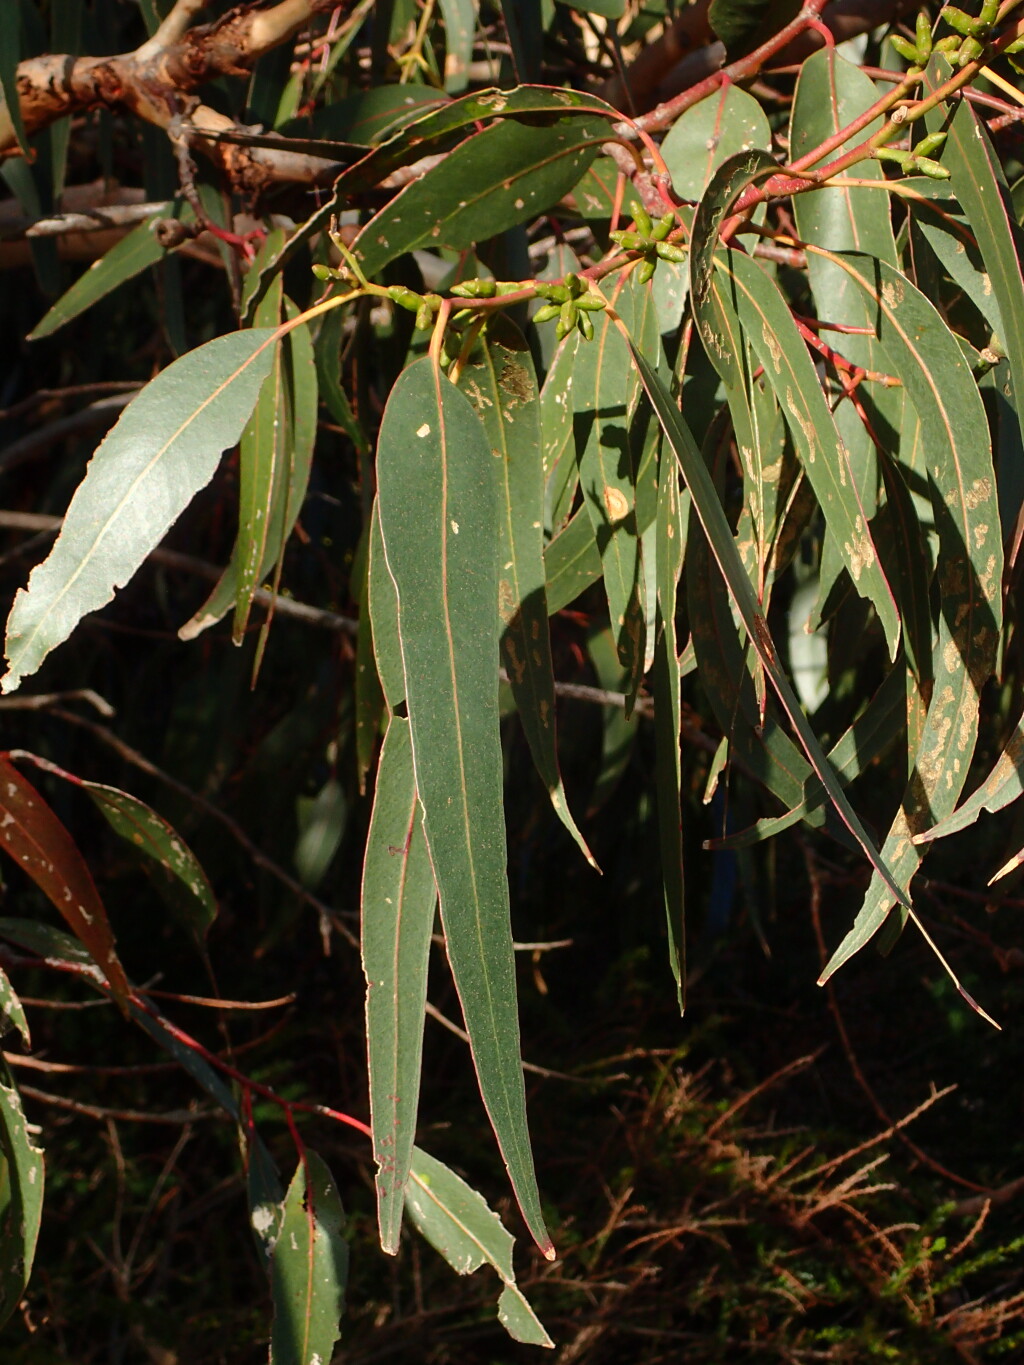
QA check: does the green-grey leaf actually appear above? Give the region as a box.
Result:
[2,329,277,693]
[368,499,406,712]
[0,966,28,1048]
[790,47,899,628]
[0,1058,43,1329]
[716,248,900,659]
[819,254,1002,981]
[361,716,436,1253]
[375,358,550,1256]
[573,271,658,694]
[456,317,595,867]
[406,1146,553,1347]
[662,82,771,206]
[916,714,1024,844]
[28,206,192,341]
[924,61,1024,456]
[653,454,687,1009]
[354,115,608,279]
[625,337,909,908]
[180,299,317,644]
[242,88,618,322]
[269,1152,348,1365]
[85,782,217,948]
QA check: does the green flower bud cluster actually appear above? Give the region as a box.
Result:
[312,261,354,284]
[889,10,936,67]
[388,286,444,331]
[609,206,685,285]
[874,129,949,179]
[939,0,1002,65]
[532,273,606,342]
[448,278,528,299]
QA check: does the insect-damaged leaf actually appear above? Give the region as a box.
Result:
[0,755,129,1000]
[375,357,551,1258]
[361,716,436,1254]
[817,255,1001,986]
[690,152,895,663]
[456,316,595,867]
[353,114,608,279]
[269,1151,348,1365]
[0,751,216,951]
[623,339,909,910]
[405,1146,553,1347]
[0,1056,43,1330]
[2,329,277,692]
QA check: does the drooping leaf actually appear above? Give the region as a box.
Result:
[916,714,1024,845]
[0,1057,44,1330]
[818,254,1002,983]
[714,247,901,659]
[709,666,908,849]
[573,270,659,697]
[314,303,371,456]
[246,1128,285,1264]
[789,47,901,629]
[653,453,688,1010]
[405,1146,553,1347]
[354,534,385,794]
[0,750,217,951]
[27,205,193,340]
[128,1000,243,1118]
[623,338,909,908]
[0,755,129,999]
[2,329,277,692]
[353,114,609,280]
[368,499,406,712]
[375,357,551,1257]
[586,625,639,815]
[362,716,436,1254]
[540,330,580,532]
[269,1151,349,1365]
[456,315,595,866]
[179,301,317,645]
[924,61,1024,455]
[87,783,217,947]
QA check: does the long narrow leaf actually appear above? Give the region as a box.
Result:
[375,357,551,1257]
[3,329,277,692]
[0,1057,44,1329]
[817,254,1001,985]
[362,716,436,1254]
[0,755,129,998]
[456,316,595,866]
[269,1152,348,1365]
[621,337,909,908]
[405,1146,552,1347]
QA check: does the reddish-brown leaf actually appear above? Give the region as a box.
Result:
[0,756,128,999]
